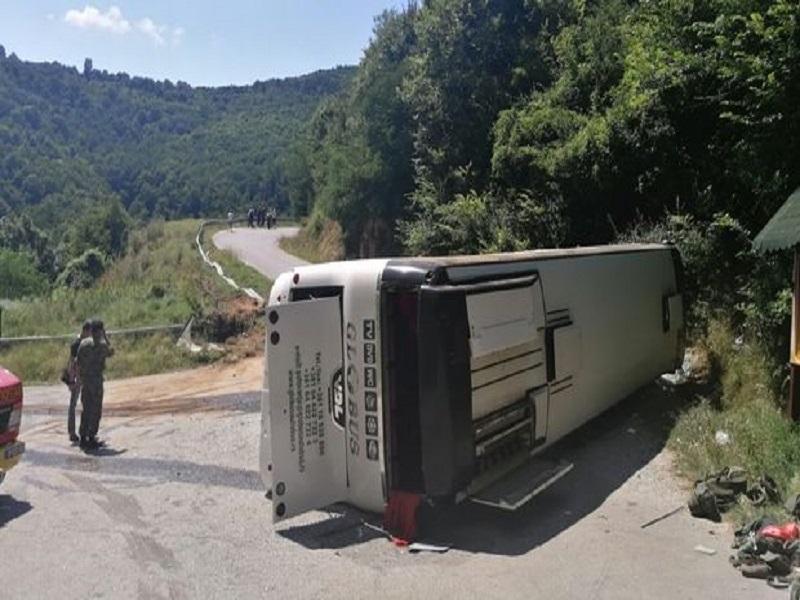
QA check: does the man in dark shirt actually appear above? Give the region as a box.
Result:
[76,319,114,449]
[67,321,91,444]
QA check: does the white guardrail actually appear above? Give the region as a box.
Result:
[195,220,264,303]
[0,323,186,346]
[0,219,267,346]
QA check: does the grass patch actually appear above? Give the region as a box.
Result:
[279,217,345,264]
[2,220,236,337]
[0,219,265,382]
[669,319,800,523]
[0,333,213,384]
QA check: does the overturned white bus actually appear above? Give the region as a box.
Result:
[260,244,684,522]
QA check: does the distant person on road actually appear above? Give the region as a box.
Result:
[227,211,235,230]
[247,207,255,228]
[76,319,114,450]
[64,320,91,444]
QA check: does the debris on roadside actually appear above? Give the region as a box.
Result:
[640,505,684,529]
[786,494,800,519]
[660,347,707,387]
[730,518,800,588]
[408,542,450,554]
[361,518,450,555]
[694,545,717,556]
[714,430,731,446]
[383,491,422,541]
[687,467,779,522]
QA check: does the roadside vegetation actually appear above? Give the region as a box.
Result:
[0,334,212,384]
[623,213,800,522]
[278,216,345,263]
[669,324,800,523]
[0,219,267,383]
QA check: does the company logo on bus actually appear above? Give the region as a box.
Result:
[330,368,346,430]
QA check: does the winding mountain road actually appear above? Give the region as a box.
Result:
[213,226,308,281]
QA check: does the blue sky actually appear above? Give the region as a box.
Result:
[0,1,402,86]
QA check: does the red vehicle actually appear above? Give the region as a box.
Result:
[0,367,25,484]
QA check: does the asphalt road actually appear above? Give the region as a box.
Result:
[213,226,308,282]
[1,380,769,599]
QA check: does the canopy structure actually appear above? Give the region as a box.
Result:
[754,188,800,253]
[754,188,800,421]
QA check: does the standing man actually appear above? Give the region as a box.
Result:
[76,319,114,450]
[66,320,91,444]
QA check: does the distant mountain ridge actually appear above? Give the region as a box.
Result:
[0,46,354,229]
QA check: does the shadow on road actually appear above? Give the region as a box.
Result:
[23,448,263,491]
[280,381,688,556]
[24,391,260,418]
[83,445,128,458]
[279,507,387,549]
[0,494,33,528]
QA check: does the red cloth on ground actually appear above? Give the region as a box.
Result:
[383,491,422,542]
[759,522,800,542]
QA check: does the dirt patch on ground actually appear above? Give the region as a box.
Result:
[196,295,264,343]
[98,355,263,410]
[113,356,260,399]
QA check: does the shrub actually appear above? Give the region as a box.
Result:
[0,249,48,298]
[64,199,132,261]
[55,248,106,290]
[670,319,800,522]
[280,215,345,263]
[400,185,568,256]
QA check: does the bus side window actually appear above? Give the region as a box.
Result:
[545,319,581,383]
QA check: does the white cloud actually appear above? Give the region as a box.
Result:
[171,27,185,46]
[64,5,130,34]
[46,13,56,21]
[136,17,166,46]
[63,5,184,47]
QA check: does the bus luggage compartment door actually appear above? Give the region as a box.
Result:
[266,296,348,522]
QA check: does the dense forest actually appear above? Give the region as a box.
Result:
[291,0,799,260]
[0,48,352,294]
[0,51,352,224]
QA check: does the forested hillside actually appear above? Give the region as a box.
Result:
[0,48,353,225]
[293,0,799,258]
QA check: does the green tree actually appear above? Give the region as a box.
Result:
[0,249,48,298]
[309,7,418,256]
[55,248,106,290]
[0,214,58,278]
[65,198,132,260]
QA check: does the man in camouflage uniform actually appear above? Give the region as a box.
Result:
[76,319,114,449]
[66,320,92,444]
